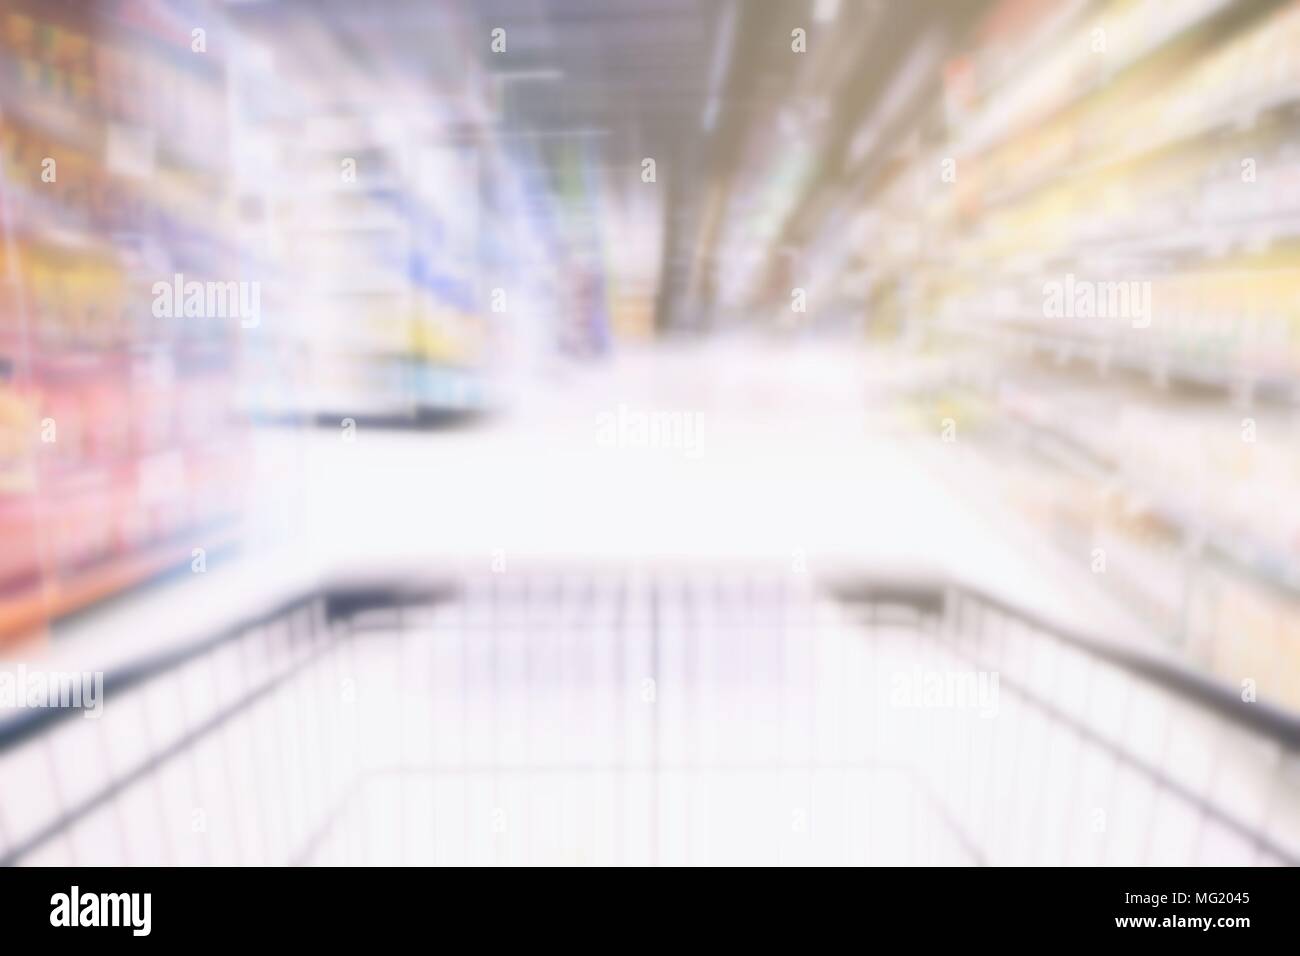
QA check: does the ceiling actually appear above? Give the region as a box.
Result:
[224,0,992,331]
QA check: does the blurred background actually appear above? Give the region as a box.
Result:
[1,0,1299,866]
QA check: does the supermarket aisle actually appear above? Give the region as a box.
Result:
[2,0,1300,872]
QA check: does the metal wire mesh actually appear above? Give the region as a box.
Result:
[2,571,1296,865]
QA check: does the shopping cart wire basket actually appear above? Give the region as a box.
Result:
[1,570,1296,866]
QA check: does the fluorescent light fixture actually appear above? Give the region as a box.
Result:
[492,68,564,82]
[814,0,841,23]
[701,0,738,131]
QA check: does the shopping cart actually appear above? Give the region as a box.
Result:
[1,569,1297,866]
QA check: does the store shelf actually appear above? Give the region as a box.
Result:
[0,0,249,641]
[828,0,1300,706]
[0,521,241,644]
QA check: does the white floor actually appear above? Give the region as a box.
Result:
[287,340,1151,640]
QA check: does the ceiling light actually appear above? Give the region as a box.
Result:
[814,0,841,24]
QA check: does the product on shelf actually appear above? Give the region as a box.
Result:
[0,1,246,644]
[856,0,1300,713]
